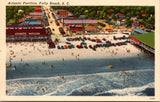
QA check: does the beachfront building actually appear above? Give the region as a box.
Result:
[21,21,42,25]
[63,19,98,26]
[29,12,42,15]
[117,18,126,26]
[63,19,98,34]
[129,32,154,54]
[79,15,86,19]
[35,7,42,12]
[69,26,84,34]
[25,14,42,18]
[84,25,98,33]
[132,28,148,34]
[116,12,126,19]
[6,25,49,41]
[6,6,50,42]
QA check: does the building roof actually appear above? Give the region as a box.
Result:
[133,28,148,34]
[132,22,140,26]
[29,21,42,25]
[6,25,43,28]
[116,12,123,15]
[107,14,112,16]
[130,32,154,48]
[19,18,25,22]
[6,28,47,36]
[59,12,68,15]
[35,7,42,10]
[56,9,67,12]
[29,12,42,15]
[25,15,42,18]
[70,27,83,31]
[64,19,97,24]
[25,17,38,21]
[142,14,146,16]
[85,25,97,30]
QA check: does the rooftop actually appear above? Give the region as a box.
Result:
[133,28,148,34]
[130,32,154,48]
[64,19,97,24]
[35,7,42,10]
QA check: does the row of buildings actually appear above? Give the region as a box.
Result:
[6,7,50,41]
[52,9,99,34]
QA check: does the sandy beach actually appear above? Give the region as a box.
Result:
[6,33,144,62]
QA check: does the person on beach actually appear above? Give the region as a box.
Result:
[25,63,29,66]
[35,66,39,69]
[51,64,54,68]
[21,58,22,62]
[20,70,23,73]
[42,61,45,64]
[62,58,64,61]
[14,65,16,70]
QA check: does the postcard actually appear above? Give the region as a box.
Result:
[0,0,160,101]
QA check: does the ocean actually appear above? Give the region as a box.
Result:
[6,54,154,96]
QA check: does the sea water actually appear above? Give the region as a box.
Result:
[6,54,154,96]
[6,55,154,79]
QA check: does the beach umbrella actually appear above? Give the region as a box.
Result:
[97,40,102,43]
[80,45,83,48]
[57,45,61,49]
[61,46,64,49]
[81,39,85,41]
[81,42,85,45]
[91,39,96,42]
[103,44,106,47]
[66,42,71,44]
[76,45,80,48]
[87,37,91,40]
[73,38,77,41]
[112,43,116,47]
[118,42,122,45]
[92,47,96,51]
[102,38,106,41]
[116,43,120,46]
[84,45,88,49]
[76,37,80,41]
[125,40,130,43]
[70,38,73,41]
[96,38,100,41]
[96,44,100,47]
[109,43,112,46]
[83,37,87,40]
[106,43,110,47]
[64,45,68,49]
[68,45,72,49]
[71,44,75,48]
[117,37,121,40]
[99,44,103,47]
[66,38,70,41]
[94,45,97,48]
[89,45,92,48]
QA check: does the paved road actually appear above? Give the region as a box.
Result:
[43,6,63,41]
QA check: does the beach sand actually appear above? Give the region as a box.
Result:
[6,33,144,62]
